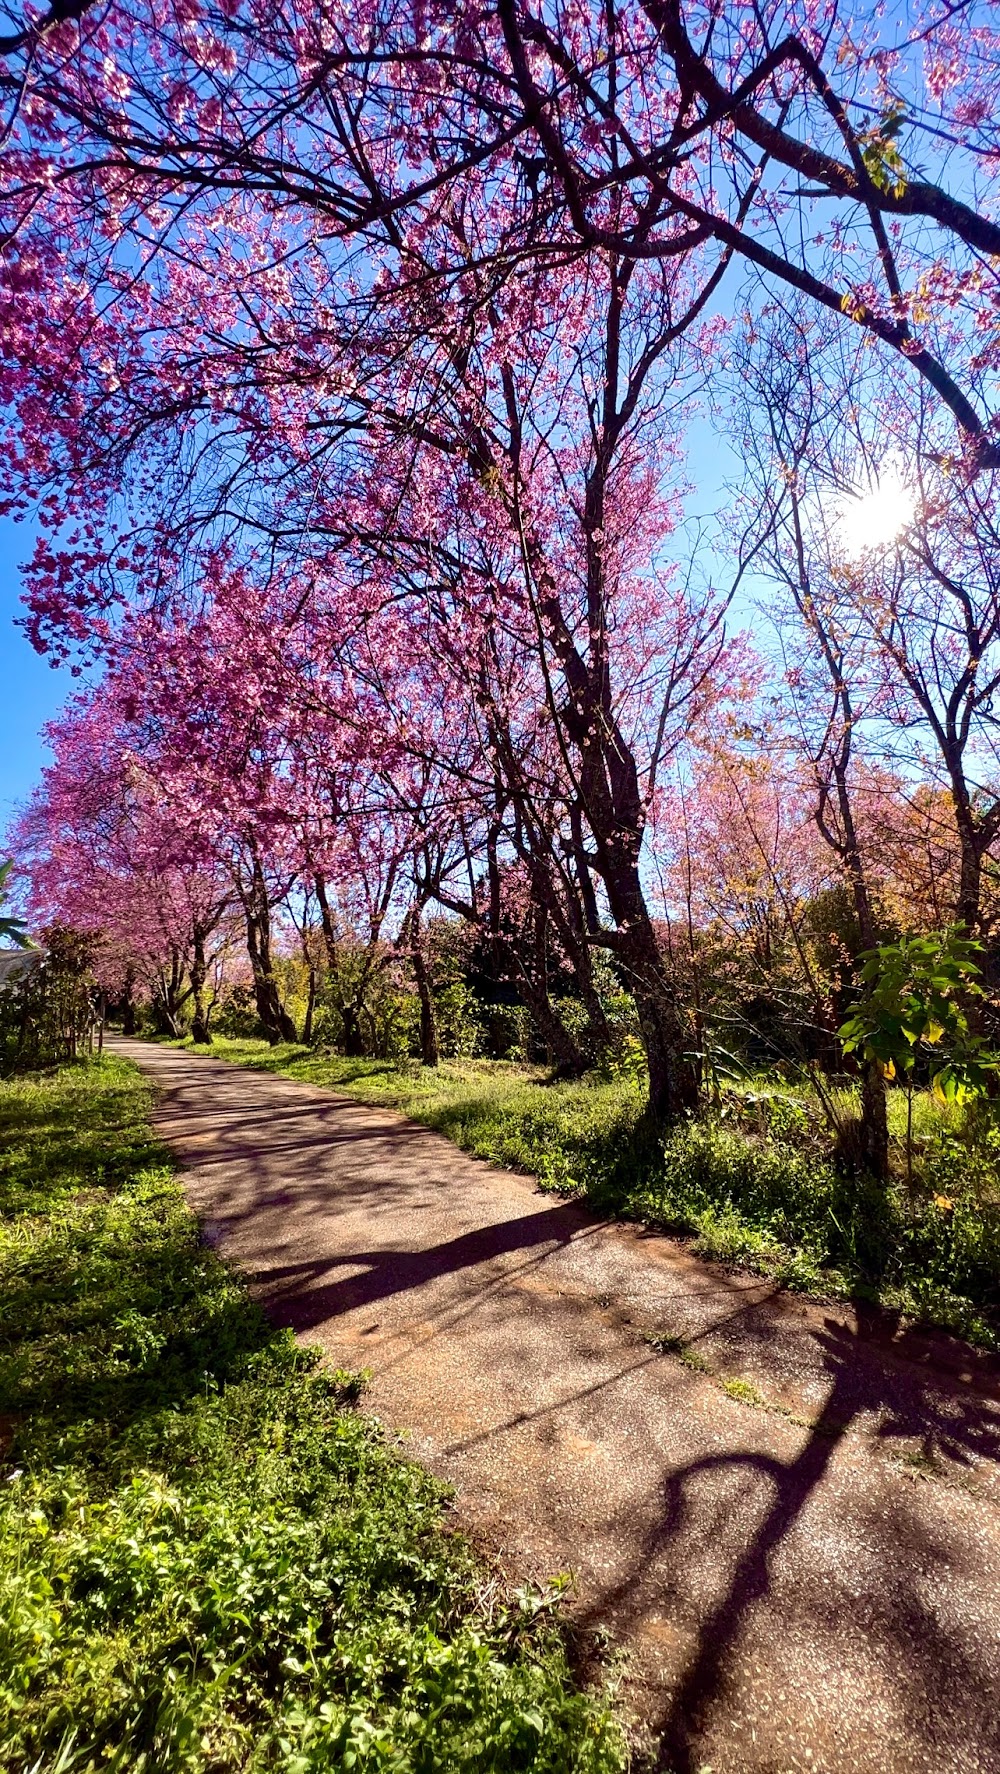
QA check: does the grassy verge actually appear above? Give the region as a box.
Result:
[168,1038,1000,1351]
[0,1056,624,1773]
[168,1043,653,1196]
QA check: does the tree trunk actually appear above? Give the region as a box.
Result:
[529,846,612,1062]
[120,974,137,1036]
[314,873,340,969]
[303,963,317,1046]
[598,847,697,1120]
[840,869,889,1180]
[315,872,355,1049]
[859,1059,889,1181]
[190,925,212,1045]
[517,903,588,1076]
[954,808,985,933]
[531,988,588,1075]
[341,1002,364,1057]
[579,973,613,1060]
[819,680,890,1181]
[837,874,890,1180]
[149,951,186,1037]
[243,870,297,1045]
[152,992,180,1038]
[410,910,439,1067]
[618,929,698,1121]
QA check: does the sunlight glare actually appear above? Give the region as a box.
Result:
[836,460,915,558]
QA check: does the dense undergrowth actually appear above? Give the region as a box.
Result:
[0,1056,624,1773]
[176,1038,1000,1350]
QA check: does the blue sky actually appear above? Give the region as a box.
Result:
[0,519,79,834]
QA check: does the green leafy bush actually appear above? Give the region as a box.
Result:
[211,983,266,1041]
[623,1117,876,1282]
[839,927,998,1104]
[0,927,97,1075]
[896,1119,1000,1305]
[624,1108,1000,1343]
[434,980,484,1059]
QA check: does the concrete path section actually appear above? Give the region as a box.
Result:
[113,1038,1000,1773]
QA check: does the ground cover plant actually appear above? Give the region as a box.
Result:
[0,1054,625,1773]
[173,1038,1000,1352]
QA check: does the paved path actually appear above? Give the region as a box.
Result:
[115,1038,1000,1773]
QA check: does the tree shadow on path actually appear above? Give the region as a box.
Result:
[248,1201,594,1330]
[576,1308,1000,1773]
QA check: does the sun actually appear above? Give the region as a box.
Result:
[836,459,915,558]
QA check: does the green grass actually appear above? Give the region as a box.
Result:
[0,1056,624,1773]
[170,1038,1000,1350]
[171,1041,655,1198]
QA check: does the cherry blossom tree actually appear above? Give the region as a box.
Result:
[2,0,999,459]
[10,692,236,1038]
[5,0,1000,1124]
[0,125,746,1111]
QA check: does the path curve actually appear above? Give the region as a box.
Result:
[115,1038,1000,1773]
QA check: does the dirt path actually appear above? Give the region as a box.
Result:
[114,1038,1000,1773]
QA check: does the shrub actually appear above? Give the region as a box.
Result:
[212,983,266,1040]
[435,979,484,1058]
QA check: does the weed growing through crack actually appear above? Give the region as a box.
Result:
[719,1376,767,1408]
[644,1332,713,1374]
